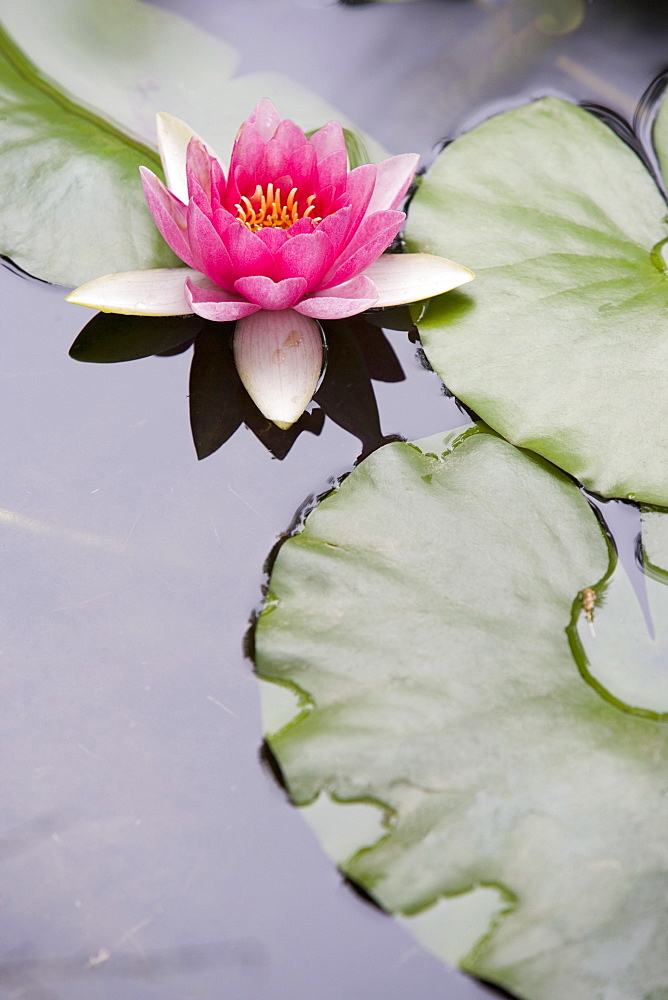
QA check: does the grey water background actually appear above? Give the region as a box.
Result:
[2,1,667,998]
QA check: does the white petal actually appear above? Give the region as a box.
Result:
[156,113,220,203]
[66,268,203,316]
[234,309,324,429]
[362,253,474,308]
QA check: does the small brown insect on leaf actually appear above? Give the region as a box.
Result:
[581,587,596,637]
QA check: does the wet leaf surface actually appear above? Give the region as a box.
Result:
[256,427,668,999]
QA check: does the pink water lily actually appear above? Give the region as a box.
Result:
[68,101,474,428]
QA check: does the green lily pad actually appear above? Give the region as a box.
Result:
[0,0,389,160]
[406,97,668,504]
[0,22,178,286]
[256,427,668,999]
[0,0,386,286]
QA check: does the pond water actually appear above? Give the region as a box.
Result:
[2,1,667,998]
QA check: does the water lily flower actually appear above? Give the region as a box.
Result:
[67,101,474,428]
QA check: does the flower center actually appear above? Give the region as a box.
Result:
[235,183,322,232]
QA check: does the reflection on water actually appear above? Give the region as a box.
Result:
[70,311,413,460]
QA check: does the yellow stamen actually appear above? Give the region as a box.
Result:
[235,183,322,232]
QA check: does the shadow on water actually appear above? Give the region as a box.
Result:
[69,310,411,462]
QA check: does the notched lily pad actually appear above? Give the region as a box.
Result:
[641,507,668,582]
[406,96,668,504]
[256,427,668,999]
[572,506,668,717]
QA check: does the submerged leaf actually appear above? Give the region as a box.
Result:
[256,427,668,998]
[406,97,668,504]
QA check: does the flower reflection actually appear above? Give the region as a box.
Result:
[67,101,473,428]
[69,310,411,461]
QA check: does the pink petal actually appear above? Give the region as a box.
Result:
[366,153,419,214]
[323,210,405,287]
[308,120,347,161]
[223,222,277,279]
[186,177,212,218]
[233,308,324,428]
[209,155,226,210]
[276,230,334,287]
[316,183,348,216]
[262,174,295,203]
[186,136,215,202]
[247,99,283,141]
[140,167,197,268]
[186,201,236,289]
[288,218,316,237]
[185,276,261,321]
[293,274,379,320]
[316,206,353,258]
[277,143,317,192]
[234,275,308,310]
[344,163,378,233]
[212,207,240,239]
[256,228,290,253]
[273,119,310,155]
[224,128,265,209]
[262,142,290,185]
[314,149,348,198]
